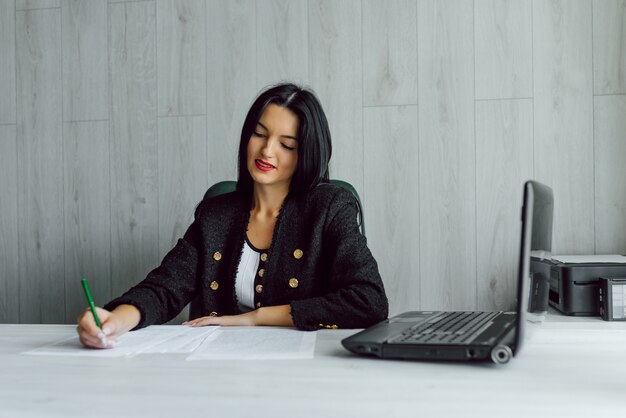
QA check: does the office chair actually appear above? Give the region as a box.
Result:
[188,179,365,320]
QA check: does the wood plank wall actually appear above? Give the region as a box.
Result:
[0,0,625,323]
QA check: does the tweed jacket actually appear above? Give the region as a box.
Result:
[104,183,389,331]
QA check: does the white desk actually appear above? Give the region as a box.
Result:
[1,314,625,418]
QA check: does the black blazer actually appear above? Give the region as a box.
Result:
[105,183,388,331]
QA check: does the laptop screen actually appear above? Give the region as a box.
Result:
[513,181,554,355]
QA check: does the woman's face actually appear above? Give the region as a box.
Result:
[247,103,299,191]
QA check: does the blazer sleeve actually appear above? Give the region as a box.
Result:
[289,191,389,330]
[103,202,205,329]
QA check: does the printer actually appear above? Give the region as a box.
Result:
[531,255,626,316]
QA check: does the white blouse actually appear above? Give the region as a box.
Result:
[235,238,267,311]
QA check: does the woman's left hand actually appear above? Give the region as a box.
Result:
[183,310,259,327]
[183,305,294,328]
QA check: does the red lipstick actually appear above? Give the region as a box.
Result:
[255,159,275,172]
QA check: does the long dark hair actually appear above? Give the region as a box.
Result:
[236,83,332,197]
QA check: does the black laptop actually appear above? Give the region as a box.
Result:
[342,181,554,364]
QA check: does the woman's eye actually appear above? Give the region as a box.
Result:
[282,144,296,151]
[253,131,266,138]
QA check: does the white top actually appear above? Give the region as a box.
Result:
[235,238,263,310]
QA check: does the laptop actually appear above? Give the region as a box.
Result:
[342,180,554,364]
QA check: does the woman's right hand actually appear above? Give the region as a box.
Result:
[76,305,139,349]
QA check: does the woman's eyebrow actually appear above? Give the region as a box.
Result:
[257,121,298,141]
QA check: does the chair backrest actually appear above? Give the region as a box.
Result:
[203,180,365,236]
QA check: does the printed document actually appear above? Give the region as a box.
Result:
[22,325,218,357]
[21,326,316,360]
[186,327,317,360]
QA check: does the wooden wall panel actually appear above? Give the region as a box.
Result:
[157,0,206,116]
[475,0,532,99]
[533,0,594,254]
[0,125,18,323]
[206,0,256,183]
[0,0,16,124]
[257,0,308,88]
[16,8,64,323]
[594,95,626,254]
[109,1,159,298]
[62,0,108,121]
[2,0,626,324]
[364,106,419,316]
[476,99,533,311]
[63,121,110,322]
[593,0,626,94]
[157,116,207,258]
[418,0,476,310]
[16,0,59,10]
[363,0,418,106]
[308,0,363,192]
[158,115,207,324]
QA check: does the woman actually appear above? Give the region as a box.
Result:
[77,83,388,348]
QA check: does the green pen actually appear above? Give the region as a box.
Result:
[81,278,102,329]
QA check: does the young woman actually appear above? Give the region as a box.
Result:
[77,83,388,348]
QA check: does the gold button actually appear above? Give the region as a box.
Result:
[260,253,268,262]
[330,325,338,329]
[293,249,303,259]
[258,268,265,278]
[255,284,263,293]
[289,277,299,288]
[209,311,218,317]
[213,251,222,261]
[256,302,262,308]
[210,281,219,291]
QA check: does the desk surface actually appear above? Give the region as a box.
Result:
[1,313,625,418]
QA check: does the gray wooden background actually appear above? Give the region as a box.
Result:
[1,0,625,324]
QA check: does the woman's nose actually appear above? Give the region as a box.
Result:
[261,137,276,156]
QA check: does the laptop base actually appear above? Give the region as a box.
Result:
[342,311,517,364]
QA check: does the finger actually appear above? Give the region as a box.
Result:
[76,309,88,323]
[79,334,117,349]
[100,322,113,337]
[77,318,119,346]
[79,335,100,349]
[79,334,103,348]
[185,316,220,327]
[77,323,105,343]
[78,326,119,349]
[76,308,93,325]
[77,328,99,346]
[184,319,201,326]
[99,314,123,339]
[77,327,107,348]
[78,309,104,339]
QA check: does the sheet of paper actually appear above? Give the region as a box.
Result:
[551,254,626,264]
[21,325,208,357]
[139,326,218,353]
[186,327,317,360]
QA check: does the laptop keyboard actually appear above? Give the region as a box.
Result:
[388,311,501,345]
